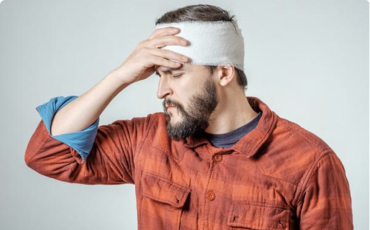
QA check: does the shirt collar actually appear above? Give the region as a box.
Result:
[184,96,277,158]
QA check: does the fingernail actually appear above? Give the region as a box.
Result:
[182,56,188,61]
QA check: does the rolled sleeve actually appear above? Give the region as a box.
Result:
[36,96,99,162]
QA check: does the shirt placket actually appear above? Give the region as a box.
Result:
[201,145,227,230]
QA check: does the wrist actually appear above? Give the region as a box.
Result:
[106,70,132,90]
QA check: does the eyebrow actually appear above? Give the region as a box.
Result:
[155,67,185,76]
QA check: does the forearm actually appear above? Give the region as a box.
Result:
[51,71,128,135]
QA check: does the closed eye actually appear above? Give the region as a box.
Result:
[172,74,183,78]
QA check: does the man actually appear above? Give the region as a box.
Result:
[25,4,353,230]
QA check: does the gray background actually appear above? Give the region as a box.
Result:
[0,0,368,229]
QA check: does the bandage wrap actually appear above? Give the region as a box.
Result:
[155,21,245,71]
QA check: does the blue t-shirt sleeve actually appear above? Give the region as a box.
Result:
[36,96,99,163]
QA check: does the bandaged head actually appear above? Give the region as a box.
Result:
[155,21,245,71]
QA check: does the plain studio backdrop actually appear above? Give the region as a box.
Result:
[0,0,368,229]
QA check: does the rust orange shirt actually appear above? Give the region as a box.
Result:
[25,97,353,230]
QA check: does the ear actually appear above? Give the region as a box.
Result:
[217,65,235,87]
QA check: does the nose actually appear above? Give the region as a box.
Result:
[157,75,172,99]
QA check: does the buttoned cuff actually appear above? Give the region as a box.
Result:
[36,96,99,163]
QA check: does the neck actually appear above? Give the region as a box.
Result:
[205,93,258,134]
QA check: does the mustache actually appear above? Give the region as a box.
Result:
[162,98,182,109]
[162,98,189,117]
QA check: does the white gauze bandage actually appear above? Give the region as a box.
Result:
[155,21,245,71]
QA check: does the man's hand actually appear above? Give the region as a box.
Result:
[51,27,189,136]
[111,27,189,85]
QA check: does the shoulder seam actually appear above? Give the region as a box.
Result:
[293,150,333,206]
[278,118,330,153]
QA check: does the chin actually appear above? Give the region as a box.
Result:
[169,117,183,127]
[166,111,182,123]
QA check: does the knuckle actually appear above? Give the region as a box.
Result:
[149,31,159,39]
[159,49,168,55]
[138,40,146,47]
[137,47,148,56]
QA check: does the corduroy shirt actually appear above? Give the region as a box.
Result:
[25,97,353,230]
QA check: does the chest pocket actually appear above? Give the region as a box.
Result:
[141,172,190,208]
[227,201,289,230]
[140,172,190,230]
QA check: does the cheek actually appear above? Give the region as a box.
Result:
[173,71,211,106]
[173,86,191,106]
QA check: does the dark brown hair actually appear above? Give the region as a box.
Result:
[156,4,248,89]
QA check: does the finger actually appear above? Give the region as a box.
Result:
[147,56,182,69]
[145,35,188,48]
[149,48,189,63]
[148,27,180,40]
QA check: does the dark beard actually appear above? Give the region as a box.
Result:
[162,79,218,141]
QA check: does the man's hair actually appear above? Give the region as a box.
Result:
[156,4,248,90]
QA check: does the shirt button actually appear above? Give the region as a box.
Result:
[206,190,216,201]
[214,154,223,162]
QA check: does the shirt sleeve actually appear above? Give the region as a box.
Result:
[296,151,353,229]
[35,96,99,162]
[25,107,156,184]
